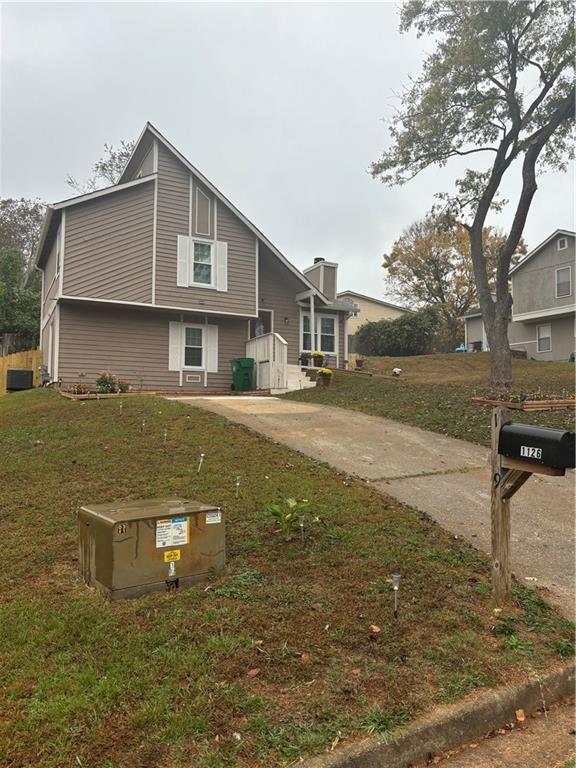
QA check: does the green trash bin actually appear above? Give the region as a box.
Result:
[231,358,255,391]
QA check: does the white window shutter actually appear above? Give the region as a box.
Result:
[177,236,190,287]
[168,322,182,371]
[215,241,228,292]
[205,325,218,372]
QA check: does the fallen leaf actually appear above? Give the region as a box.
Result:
[351,668,361,676]
[254,639,264,646]
[301,653,310,662]
[369,624,381,634]
[247,668,260,678]
[330,735,340,751]
[515,708,525,722]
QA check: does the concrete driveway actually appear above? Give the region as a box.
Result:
[167,396,575,619]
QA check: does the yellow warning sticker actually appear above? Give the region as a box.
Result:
[163,549,181,563]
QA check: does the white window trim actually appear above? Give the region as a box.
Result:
[190,238,215,289]
[300,311,339,359]
[182,323,205,370]
[558,237,568,251]
[555,265,572,299]
[195,188,212,237]
[536,323,552,353]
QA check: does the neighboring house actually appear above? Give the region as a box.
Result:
[462,229,575,360]
[35,123,352,392]
[336,290,409,353]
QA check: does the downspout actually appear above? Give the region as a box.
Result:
[204,314,208,388]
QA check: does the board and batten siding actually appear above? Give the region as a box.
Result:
[154,145,257,315]
[63,182,154,303]
[58,302,248,390]
[258,244,303,364]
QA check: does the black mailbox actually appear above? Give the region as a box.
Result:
[498,422,575,470]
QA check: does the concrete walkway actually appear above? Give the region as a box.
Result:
[167,396,575,619]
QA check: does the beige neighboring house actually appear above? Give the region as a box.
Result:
[35,122,353,393]
[336,290,409,353]
[462,229,575,361]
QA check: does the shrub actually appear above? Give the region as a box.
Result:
[355,306,440,357]
[96,372,118,394]
[266,497,310,542]
[117,379,130,393]
[67,383,91,395]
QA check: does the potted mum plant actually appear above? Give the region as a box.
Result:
[316,368,333,387]
[312,351,324,367]
[299,351,311,367]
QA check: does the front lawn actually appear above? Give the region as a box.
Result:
[286,354,575,446]
[0,390,573,767]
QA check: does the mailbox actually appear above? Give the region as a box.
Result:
[78,498,225,599]
[498,422,575,470]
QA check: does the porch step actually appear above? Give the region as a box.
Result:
[271,364,317,395]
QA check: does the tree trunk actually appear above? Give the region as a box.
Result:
[486,310,512,388]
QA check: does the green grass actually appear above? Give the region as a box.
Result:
[0,389,573,767]
[286,354,575,446]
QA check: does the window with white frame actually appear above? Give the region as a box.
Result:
[301,314,336,353]
[184,326,203,367]
[556,266,571,298]
[192,241,213,286]
[537,324,551,353]
[319,317,335,352]
[558,237,568,250]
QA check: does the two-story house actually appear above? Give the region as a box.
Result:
[462,229,575,360]
[35,123,352,392]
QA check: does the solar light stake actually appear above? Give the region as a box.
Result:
[197,453,205,474]
[163,427,168,445]
[141,419,146,433]
[299,515,305,543]
[235,475,241,498]
[119,401,123,415]
[392,573,401,619]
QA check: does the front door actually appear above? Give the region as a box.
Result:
[249,310,273,339]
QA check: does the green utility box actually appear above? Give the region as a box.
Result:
[231,357,255,391]
[78,498,225,599]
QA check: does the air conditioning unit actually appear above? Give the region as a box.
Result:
[78,498,225,599]
[6,369,34,391]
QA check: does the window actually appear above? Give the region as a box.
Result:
[537,324,551,353]
[558,237,568,250]
[303,315,312,350]
[556,266,571,298]
[320,317,335,352]
[301,314,336,354]
[184,326,203,367]
[192,242,213,286]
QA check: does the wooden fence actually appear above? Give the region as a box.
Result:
[0,348,42,396]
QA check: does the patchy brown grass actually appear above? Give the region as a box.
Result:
[0,389,572,767]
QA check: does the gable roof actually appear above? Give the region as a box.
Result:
[337,290,409,313]
[509,229,575,275]
[118,122,330,302]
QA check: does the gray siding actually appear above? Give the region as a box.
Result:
[63,182,154,303]
[323,267,337,301]
[58,302,249,390]
[258,244,303,364]
[512,235,575,316]
[43,229,60,317]
[154,145,257,315]
[465,317,484,349]
[510,315,575,361]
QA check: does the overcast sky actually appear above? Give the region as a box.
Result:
[1,2,574,299]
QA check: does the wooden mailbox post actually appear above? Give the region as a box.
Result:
[490,405,570,606]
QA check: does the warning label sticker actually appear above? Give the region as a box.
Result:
[206,511,222,525]
[164,549,181,563]
[156,516,189,548]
